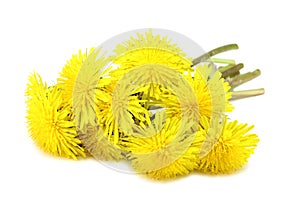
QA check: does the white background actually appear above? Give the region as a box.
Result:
[1,0,299,199]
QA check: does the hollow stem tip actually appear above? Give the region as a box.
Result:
[231,88,265,100]
[230,69,261,89]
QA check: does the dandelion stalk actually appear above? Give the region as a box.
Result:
[231,88,265,100]
[219,63,244,78]
[192,44,239,66]
[229,69,261,89]
[209,58,236,65]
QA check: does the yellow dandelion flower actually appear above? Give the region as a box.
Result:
[94,77,151,145]
[57,48,95,103]
[154,65,233,122]
[122,111,205,180]
[186,64,233,114]
[110,29,193,104]
[71,48,121,160]
[197,118,259,174]
[72,48,112,129]
[26,72,86,159]
[112,29,192,78]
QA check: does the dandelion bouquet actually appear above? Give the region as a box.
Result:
[25,29,263,180]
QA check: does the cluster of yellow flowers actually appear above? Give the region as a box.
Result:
[26,30,263,180]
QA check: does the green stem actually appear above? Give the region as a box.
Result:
[220,63,244,78]
[208,58,236,65]
[192,44,239,66]
[230,69,261,89]
[231,88,265,100]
